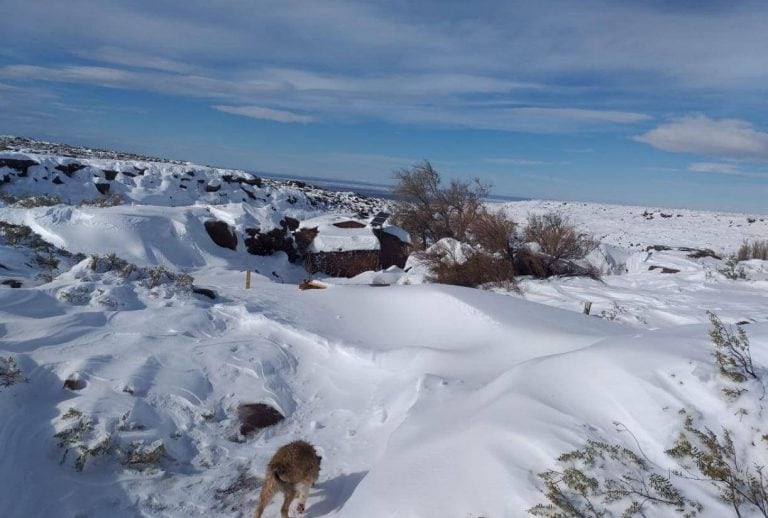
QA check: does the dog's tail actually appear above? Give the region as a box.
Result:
[272,462,290,483]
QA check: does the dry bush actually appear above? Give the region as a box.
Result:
[467,208,516,255]
[736,240,768,261]
[392,160,490,249]
[79,194,124,208]
[11,195,63,208]
[518,212,598,278]
[422,244,516,289]
[523,212,597,262]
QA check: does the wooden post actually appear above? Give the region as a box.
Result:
[245,270,252,289]
[583,301,592,315]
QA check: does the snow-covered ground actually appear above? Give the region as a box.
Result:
[2,141,768,517]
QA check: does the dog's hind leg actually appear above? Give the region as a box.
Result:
[280,487,296,518]
[254,476,277,518]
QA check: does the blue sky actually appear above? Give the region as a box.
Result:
[1,1,767,212]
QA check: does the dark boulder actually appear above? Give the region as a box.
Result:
[0,158,38,175]
[204,220,238,250]
[95,183,111,195]
[54,162,86,177]
[237,403,284,435]
[244,227,297,261]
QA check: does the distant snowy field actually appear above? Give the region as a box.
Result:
[1,142,768,517]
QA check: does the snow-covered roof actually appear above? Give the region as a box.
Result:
[299,215,380,253]
[380,224,411,244]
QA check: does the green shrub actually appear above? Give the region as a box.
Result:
[707,312,757,384]
[0,357,26,387]
[667,413,768,517]
[529,439,700,517]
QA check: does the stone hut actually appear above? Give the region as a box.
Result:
[297,215,411,278]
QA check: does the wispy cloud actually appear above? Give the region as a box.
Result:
[0,63,650,132]
[688,162,768,178]
[484,157,563,166]
[212,105,313,124]
[634,115,768,160]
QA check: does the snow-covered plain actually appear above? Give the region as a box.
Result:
[1,141,768,517]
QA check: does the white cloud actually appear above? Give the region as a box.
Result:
[634,115,768,160]
[212,105,313,124]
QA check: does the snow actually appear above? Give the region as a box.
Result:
[1,143,768,517]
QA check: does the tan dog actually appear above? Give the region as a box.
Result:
[254,440,321,518]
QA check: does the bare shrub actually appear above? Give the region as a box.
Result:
[79,194,124,208]
[720,256,748,280]
[0,221,32,245]
[523,212,597,263]
[736,240,768,261]
[467,208,516,255]
[11,195,62,208]
[392,161,490,249]
[517,212,598,278]
[422,242,516,289]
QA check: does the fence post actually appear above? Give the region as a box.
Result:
[245,270,252,289]
[583,301,592,315]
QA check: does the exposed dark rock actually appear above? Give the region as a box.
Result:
[54,162,85,176]
[95,183,111,195]
[205,183,221,192]
[0,158,38,175]
[121,170,136,177]
[237,403,284,435]
[244,227,297,261]
[240,176,262,187]
[102,170,119,181]
[52,176,64,185]
[63,374,86,391]
[185,171,195,176]
[222,174,235,183]
[192,287,217,299]
[240,186,256,200]
[204,220,238,250]
[646,244,672,252]
[686,248,721,260]
[1,279,22,288]
[281,216,300,231]
[648,265,680,274]
[333,220,366,229]
[133,166,147,175]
